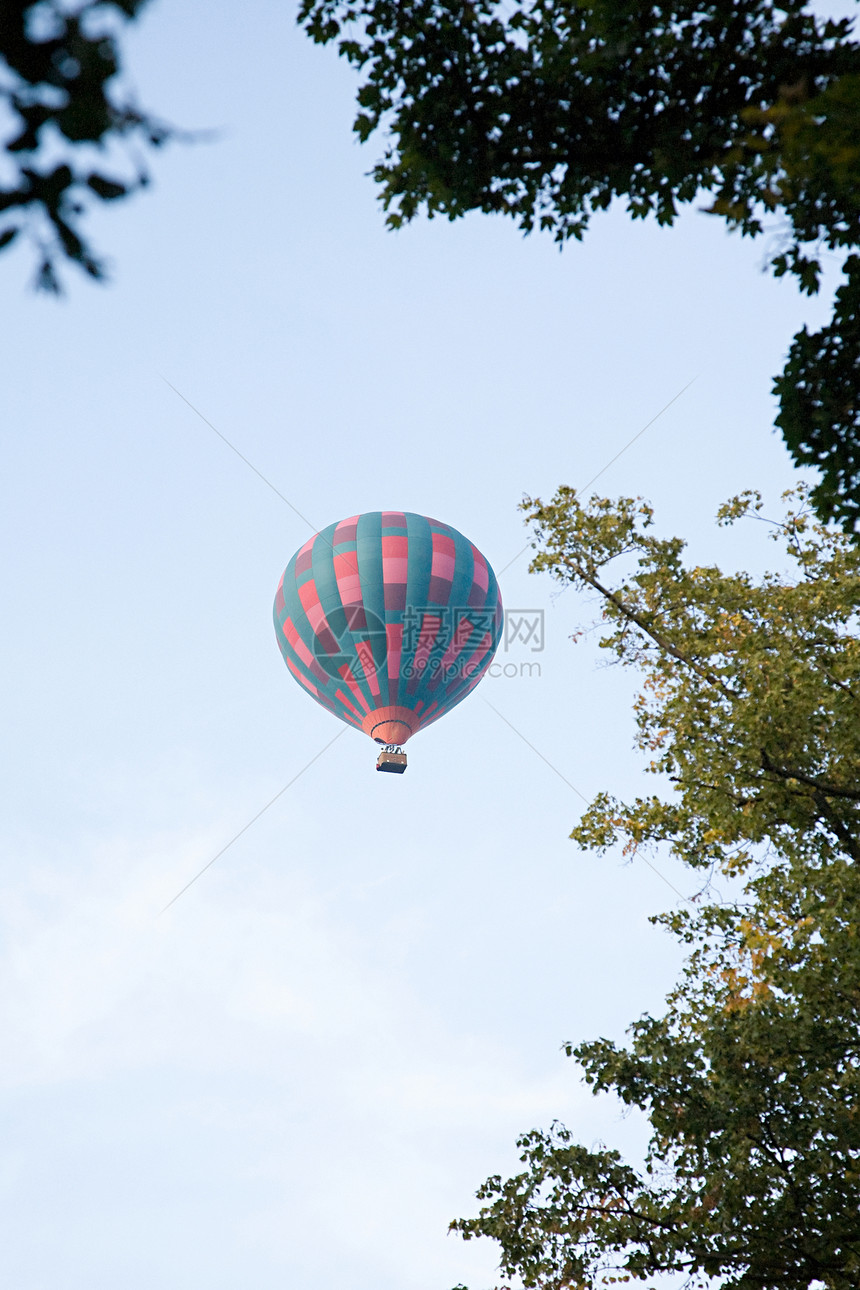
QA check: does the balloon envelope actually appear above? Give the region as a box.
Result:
[274,511,504,744]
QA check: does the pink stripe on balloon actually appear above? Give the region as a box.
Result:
[438,615,474,670]
[334,687,364,722]
[305,601,327,633]
[405,614,442,696]
[334,565,363,606]
[285,656,318,695]
[386,622,403,704]
[337,664,371,714]
[332,517,360,582]
[426,615,475,693]
[382,534,409,587]
[333,515,360,540]
[297,596,339,658]
[299,580,320,613]
[282,618,315,669]
[469,544,490,593]
[457,632,493,685]
[431,532,456,581]
[355,638,382,699]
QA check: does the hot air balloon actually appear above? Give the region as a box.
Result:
[274,511,504,772]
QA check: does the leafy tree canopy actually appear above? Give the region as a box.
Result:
[297,1,860,531]
[450,487,860,1289]
[0,0,171,289]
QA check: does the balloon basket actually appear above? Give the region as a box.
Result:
[376,745,407,774]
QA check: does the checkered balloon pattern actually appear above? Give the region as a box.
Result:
[274,512,504,745]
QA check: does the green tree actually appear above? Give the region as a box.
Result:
[297,0,860,531]
[0,0,170,290]
[449,487,860,1289]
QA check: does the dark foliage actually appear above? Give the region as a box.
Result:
[0,0,171,289]
[775,254,860,531]
[297,1,860,531]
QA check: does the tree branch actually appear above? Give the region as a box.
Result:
[573,564,735,700]
[760,751,860,803]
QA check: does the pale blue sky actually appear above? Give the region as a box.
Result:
[0,3,850,1287]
